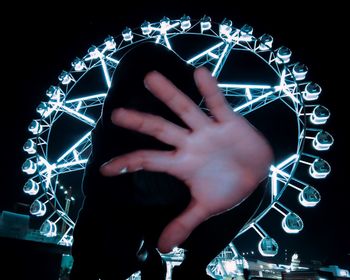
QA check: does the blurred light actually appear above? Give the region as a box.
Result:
[258,34,273,50]
[23,179,39,195]
[30,200,46,216]
[88,45,100,59]
[122,27,133,41]
[28,120,42,135]
[23,139,36,154]
[40,220,57,237]
[282,212,303,233]
[303,82,321,101]
[293,62,308,80]
[36,102,49,116]
[104,35,116,50]
[200,15,212,32]
[258,237,279,257]
[141,21,152,35]
[58,70,73,85]
[276,46,292,64]
[309,158,331,178]
[313,130,334,151]
[299,185,321,207]
[71,57,86,71]
[22,158,37,174]
[180,15,191,30]
[219,18,232,37]
[310,105,330,125]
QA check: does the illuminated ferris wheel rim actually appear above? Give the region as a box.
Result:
[21,15,333,261]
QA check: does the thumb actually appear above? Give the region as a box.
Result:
[157,200,208,253]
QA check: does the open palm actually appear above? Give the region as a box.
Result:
[100,67,273,253]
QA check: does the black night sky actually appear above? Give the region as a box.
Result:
[1,0,349,274]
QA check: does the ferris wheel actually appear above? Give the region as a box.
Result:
[21,15,333,278]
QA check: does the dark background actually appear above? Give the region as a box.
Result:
[1,0,348,273]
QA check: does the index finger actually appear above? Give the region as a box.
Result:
[144,71,210,130]
[194,67,235,122]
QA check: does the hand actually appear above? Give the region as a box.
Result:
[100,67,273,253]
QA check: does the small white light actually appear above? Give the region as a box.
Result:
[141,21,152,35]
[180,15,191,30]
[71,57,86,71]
[104,35,116,50]
[122,27,133,41]
[276,46,292,64]
[200,15,212,32]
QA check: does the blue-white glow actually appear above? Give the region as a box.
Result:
[187,42,225,64]
[122,27,133,41]
[276,46,292,64]
[23,139,36,154]
[258,34,273,51]
[87,45,100,60]
[298,186,321,207]
[65,93,107,103]
[57,131,91,163]
[58,70,74,85]
[23,179,39,195]
[292,63,308,81]
[239,24,253,41]
[310,105,330,125]
[22,159,37,175]
[312,130,334,151]
[100,59,112,88]
[309,158,331,179]
[104,35,116,50]
[200,15,212,32]
[277,70,300,104]
[303,82,321,101]
[30,200,46,217]
[71,57,86,71]
[258,237,279,257]
[40,220,57,237]
[180,15,191,30]
[141,21,152,35]
[36,102,49,116]
[282,212,303,234]
[46,85,64,100]
[61,105,96,125]
[22,16,331,257]
[218,83,271,89]
[212,44,230,77]
[28,120,42,135]
[219,19,233,37]
[233,90,274,113]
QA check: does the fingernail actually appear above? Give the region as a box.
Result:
[119,167,128,174]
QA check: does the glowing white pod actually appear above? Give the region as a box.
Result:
[30,200,46,217]
[303,82,322,101]
[258,237,279,257]
[23,179,39,195]
[310,105,330,125]
[23,139,36,154]
[258,34,273,50]
[141,21,152,35]
[200,15,212,32]
[71,57,87,71]
[309,158,331,179]
[22,159,37,175]
[298,186,321,207]
[312,130,334,151]
[180,15,191,30]
[293,62,308,80]
[276,46,292,64]
[122,27,133,41]
[282,212,304,234]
